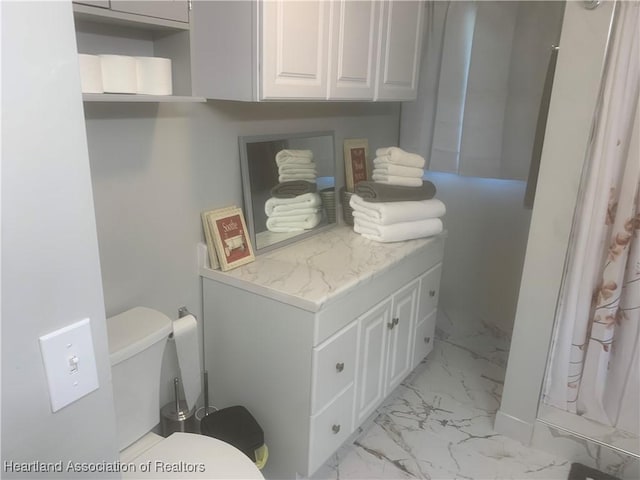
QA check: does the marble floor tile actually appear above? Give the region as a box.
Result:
[312,310,573,480]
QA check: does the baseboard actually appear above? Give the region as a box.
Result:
[494,409,535,445]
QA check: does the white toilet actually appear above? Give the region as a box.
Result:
[107,307,264,479]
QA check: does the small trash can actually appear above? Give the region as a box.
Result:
[200,405,268,469]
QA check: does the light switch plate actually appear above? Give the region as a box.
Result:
[39,318,99,412]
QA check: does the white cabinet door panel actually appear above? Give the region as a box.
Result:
[355,299,391,424]
[328,0,379,99]
[261,0,329,99]
[413,310,436,369]
[308,385,354,475]
[311,321,357,415]
[418,263,442,321]
[375,0,424,101]
[385,279,418,394]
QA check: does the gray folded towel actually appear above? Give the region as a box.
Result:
[271,180,317,199]
[355,180,436,202]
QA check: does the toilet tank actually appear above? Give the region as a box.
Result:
[106,307,173,451]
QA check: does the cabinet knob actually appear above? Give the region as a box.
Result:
[387,317,399,329]
[335,362,344,373]
[429,289,436,297]
[424,336,431,344]
[331,424,341,434]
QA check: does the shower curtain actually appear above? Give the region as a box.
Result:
[543,1,639,432]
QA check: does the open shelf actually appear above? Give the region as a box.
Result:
[73,4,189,32]
[82,93,206,103]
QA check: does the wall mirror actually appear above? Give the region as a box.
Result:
[239,131,336,254]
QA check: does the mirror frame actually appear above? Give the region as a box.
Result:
[238,130,337,255]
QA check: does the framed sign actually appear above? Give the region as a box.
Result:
[343,138,369,192]
[202,205,238,270]
[207,207,255,271]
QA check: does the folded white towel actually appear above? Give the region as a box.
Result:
[372,162,424,178]
[266,212,322,233]
[279,173,317,183]
[268,206,320,217]
[275,149,314,167]
[375,147,426,169]
[350,195,446,225]
[372,173,423,187]
[278,164,318,175]
[354,217,443,242]
[265,192,321,216]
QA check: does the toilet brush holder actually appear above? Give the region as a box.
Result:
[161,378,198,436]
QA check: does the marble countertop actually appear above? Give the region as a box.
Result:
[200,226,445,312]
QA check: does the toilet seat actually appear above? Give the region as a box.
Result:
[121,432,264,479]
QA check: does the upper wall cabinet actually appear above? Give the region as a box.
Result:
[190,0,425,102]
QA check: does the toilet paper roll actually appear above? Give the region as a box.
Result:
[135,56,173,95]
[99,54,137,94]
[173,315,201,412]
[78,54,103,93]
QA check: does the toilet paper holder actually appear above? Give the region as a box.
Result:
[168,306,194,339]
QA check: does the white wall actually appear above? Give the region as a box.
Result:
[402,2,535,334]
[1,1,120,474]
[495,0,615,444]
[424,172,532,334]
[83,100,401,407]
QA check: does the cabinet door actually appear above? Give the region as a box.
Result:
[355,299,391,424]
[418,264,442,322]
[328,0,379,100]
[413,310,436,369]
[375,0,424,101]
[110,1,189,23]
[311,321,357,415]
[261,0,330,99]
[385,279,419,394]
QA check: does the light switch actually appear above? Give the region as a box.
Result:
[39,318,99,412]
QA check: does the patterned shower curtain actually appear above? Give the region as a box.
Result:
[543,1,639,431]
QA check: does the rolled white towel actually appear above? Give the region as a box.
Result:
[279,173,317,183]
[265,192,321,216]
[275,149,314,167]
[350,194,446,225]
[372,173,423,187]
[372,161,424,178]
[375,147,426,169]
[354,217,443,243]
[266,212,322,233]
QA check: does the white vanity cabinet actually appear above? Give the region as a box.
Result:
[201,227,444,478]
[190,0,425,101]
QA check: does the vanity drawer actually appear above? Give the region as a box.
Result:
[413,309,437,367]
[311,321,357,414]
[418,263,442,320]
[308,385,354,475]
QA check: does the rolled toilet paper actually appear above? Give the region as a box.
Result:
[78,54,103,93]
[135,56,173,95]
[99,54,137,94]
[172,314,201,412]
